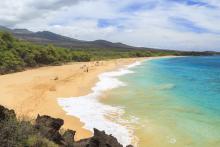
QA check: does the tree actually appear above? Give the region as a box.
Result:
[0,51,24,74]
[1,32,14,49]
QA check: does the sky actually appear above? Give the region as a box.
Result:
[0,0,220,51]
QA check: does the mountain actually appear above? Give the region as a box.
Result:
[13,29,33,34]
[0,26,140,50]
[1,26,219,54]
[0,26,11,32]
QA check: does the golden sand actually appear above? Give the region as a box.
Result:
[0,58,145,140]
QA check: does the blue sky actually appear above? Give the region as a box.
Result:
[0,0,220,51]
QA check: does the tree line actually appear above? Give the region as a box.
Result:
[0,31,200,74]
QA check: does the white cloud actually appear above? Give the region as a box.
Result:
[0,0,220,51]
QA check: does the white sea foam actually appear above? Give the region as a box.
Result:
[167,136,177,144]
[58,61,143,146]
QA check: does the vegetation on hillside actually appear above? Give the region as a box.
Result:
[0,31,214,74]
[0,32,177,74]
[0,32,90,74]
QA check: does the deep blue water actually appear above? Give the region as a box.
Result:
[103,56,220,147]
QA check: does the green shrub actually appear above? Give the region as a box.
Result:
[0,117,58,147]
[26,135,58,147]
[0,31,193,74]
[0,51,25,74]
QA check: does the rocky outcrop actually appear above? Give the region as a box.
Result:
[72,128,127,147]
[0,105,16,121]
[35,115,134,147]
[0,105,134,147]
[88,128,123,147]
[35,115,65,145]
[62,129,76,145]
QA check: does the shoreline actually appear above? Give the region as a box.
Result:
[57,56,178,146]
[0,56,177,143]
[58,60,144,146]
[0,57,147,140]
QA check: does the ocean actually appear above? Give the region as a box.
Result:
[58,56,220,147]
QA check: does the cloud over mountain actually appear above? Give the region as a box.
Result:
[0,0,220,51]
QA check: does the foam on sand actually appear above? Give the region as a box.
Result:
[58,61,143,146]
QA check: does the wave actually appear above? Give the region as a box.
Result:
[58,61,143,146]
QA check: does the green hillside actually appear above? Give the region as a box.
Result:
[0,31,215,74]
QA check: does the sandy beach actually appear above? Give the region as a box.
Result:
[0,57,146,140]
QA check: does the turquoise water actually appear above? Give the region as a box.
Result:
[102,56,220,147]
